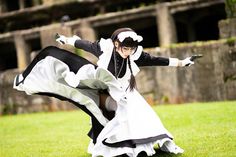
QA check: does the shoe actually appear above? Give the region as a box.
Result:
[159,139,184,154]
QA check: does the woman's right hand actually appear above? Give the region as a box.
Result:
[55,33,81,46]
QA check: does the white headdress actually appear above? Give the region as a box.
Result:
[117,31,143,42]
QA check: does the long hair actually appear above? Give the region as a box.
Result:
[127,56,136,91]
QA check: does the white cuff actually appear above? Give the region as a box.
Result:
[67,35,81,46]
[168,58,179,66]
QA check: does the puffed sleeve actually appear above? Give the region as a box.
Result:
[74,40,102,57]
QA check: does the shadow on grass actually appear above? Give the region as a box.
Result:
[134,149,182,157]
[150,149,182,157]
[119,149,182,157]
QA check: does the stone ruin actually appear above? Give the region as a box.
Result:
[0,0,235,115]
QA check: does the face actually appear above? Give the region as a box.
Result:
[115,42,136,58]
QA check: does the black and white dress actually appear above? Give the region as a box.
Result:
[13,38,184,157]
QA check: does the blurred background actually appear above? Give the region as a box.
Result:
[0,0,235,115]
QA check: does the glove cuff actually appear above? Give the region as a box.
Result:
[67,35,81,46]
[169,58,180,67]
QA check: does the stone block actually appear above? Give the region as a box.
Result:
[219,18,236,39]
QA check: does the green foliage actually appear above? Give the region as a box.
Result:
[225,0,236,18]
[226,37,236,46]
[1,101,236,157]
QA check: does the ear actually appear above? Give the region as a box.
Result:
[114,41,119,48]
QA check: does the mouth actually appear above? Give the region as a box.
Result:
[122,55,128,58]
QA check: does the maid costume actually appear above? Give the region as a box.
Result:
[14,28,193,157]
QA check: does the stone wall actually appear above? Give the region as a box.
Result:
[219,18,236,39]
[137,38,236,104]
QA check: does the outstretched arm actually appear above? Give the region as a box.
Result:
[55,33,102,57]
[135,51,195,67]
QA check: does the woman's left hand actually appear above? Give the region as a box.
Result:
[180,57,194,66]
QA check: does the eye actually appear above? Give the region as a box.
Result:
[123,47,130,51]
[122,47,136,51]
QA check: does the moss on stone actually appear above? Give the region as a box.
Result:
[166,37,236,49]
[226,37,236,46]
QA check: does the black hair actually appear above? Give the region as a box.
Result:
[127,56,136,91]
[120,37,139,48]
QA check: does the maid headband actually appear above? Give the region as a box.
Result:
[117,31,143,43]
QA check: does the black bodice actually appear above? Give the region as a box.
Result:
[108,51,127,78]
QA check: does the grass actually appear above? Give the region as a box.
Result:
[0,101,236,157]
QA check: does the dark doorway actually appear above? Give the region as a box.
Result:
[6,0,19,11]
[0,42,17,71]
[174,3,226,43]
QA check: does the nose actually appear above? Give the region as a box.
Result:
[124,50,132,55]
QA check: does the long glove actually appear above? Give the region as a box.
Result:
[169,54,203,67]
[169,57,194,67]
[55,33,81,46]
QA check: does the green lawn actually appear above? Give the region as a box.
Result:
[0,101,236,157]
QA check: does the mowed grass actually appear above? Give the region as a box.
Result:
[0,101,236,157]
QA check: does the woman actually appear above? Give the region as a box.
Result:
[14,28,194,157]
